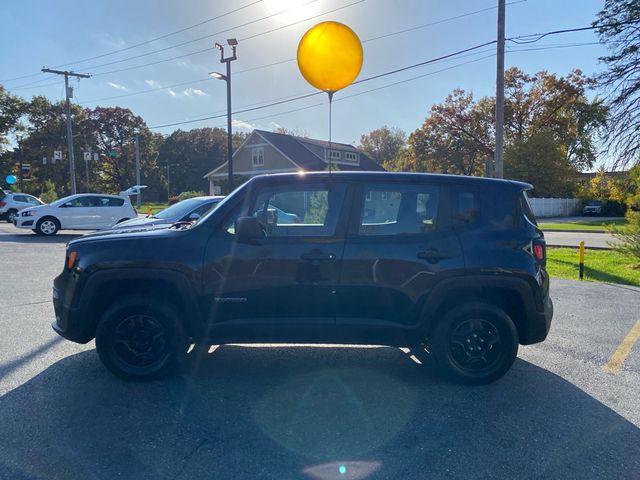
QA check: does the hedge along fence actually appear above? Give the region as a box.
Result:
[528,198,582,218]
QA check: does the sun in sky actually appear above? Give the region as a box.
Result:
[264,0,320,23]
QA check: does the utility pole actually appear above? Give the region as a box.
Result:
[494,0,506,179]
[209,38,238,194]
[16,135,24,192]
[41,67,91,194]
[167,164,172,203]
[135,132,141,208]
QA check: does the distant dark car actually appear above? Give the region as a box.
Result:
[582,200,603,216]
[53,172,552,385]
[114,196,224,229]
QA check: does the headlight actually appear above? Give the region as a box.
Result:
[22,210,33,217]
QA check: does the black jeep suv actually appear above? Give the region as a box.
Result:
[53,172,552,384]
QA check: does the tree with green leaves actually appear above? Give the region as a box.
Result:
[358,126,406,165]
[405,68,606,195]
[0,85,27,152]
[594,0,640,167]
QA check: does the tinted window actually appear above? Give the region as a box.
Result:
[453,189,479,224]
[13,195,28,203]
[225,183,346,237]
[26,196,42,205]
[101,197,124,207]
[64,197,93,207]
[520,190,537,226]
[359,184,439,236]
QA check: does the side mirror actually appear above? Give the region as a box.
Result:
[188,212,200,220]
[235,216,262,241]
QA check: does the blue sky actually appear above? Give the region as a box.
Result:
[2,0,608,147]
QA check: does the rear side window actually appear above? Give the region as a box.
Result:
[106,197,125,207]
[359,184,439,236]
[520,190,537,226]
[453,190,479,224]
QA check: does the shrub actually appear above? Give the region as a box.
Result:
[611,211,640,267]
[177,190,205,202]
[168,196,179,205]
[39,180,58,204]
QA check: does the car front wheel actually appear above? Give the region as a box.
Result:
[430,302,519,385]
[95,298,187,380]
[36,217,60,236]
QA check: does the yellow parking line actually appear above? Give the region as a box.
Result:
[603,320,640,374]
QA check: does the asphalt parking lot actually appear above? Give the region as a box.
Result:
[0,222,639,479]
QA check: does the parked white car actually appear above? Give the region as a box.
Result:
[0,192,45,223]
[14,191,137,235]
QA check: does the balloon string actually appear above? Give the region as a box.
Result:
[328,91,333,174]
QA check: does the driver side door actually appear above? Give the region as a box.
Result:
[201,180,350,343]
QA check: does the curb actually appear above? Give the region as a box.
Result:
[542,229,609,233]
[547,244,613,251]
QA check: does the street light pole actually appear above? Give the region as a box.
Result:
[135,132,141,208]
[210,38,238,194]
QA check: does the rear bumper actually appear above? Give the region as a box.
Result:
[520,294,553,345]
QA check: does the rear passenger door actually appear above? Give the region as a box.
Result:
[93,196,126,228]
[337,182,464,338]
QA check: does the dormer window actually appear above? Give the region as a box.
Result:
[329,150,341,160]
[345,152,358,162]
[252,147,264,167]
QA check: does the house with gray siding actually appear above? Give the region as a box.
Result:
[203,129,384,194]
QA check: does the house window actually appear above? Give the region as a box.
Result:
[345,152,358,162]
[329,150,341,160]
[252,147,264,167]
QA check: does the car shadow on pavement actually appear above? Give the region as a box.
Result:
[0,346,638,480]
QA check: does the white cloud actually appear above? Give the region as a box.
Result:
[145,79,160,88]
[232,119,254,130]
[167,89,177,97]
[106,81,126,91]
[183,88,207,97]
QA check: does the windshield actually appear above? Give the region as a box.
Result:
[155,198,209,220]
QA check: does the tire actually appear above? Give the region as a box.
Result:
[6,209,17,223]
[36,216,60,236]
[430,302,519,385]
[95,297,187,380]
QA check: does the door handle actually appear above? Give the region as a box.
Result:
[301,250,336,262]
[417,249,451,263]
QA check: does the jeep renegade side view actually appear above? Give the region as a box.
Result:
[52,172,553,385]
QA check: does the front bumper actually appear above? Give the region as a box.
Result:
[52,281,94,344]
[14,216,36,229]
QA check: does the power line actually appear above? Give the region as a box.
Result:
[54,0,265,69]
[79,2,523,104]
[0,0,266,84]
[148,35,602,130]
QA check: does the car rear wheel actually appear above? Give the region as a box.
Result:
[430,302,518,385]
[95,298,187,380]
[6,209,17,223]
[36,217,59,236]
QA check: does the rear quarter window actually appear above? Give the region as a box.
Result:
[520,190,537,226]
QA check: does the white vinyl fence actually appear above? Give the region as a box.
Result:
[528,198,581,218]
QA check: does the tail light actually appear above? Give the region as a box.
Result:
[0,201,6,207]
[532,240,546,263]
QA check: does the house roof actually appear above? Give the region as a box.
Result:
[204,129,385,178]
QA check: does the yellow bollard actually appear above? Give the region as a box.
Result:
[579,241,585,280]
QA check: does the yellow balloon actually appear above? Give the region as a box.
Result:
[297,21,363,93]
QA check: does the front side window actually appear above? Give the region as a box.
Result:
[252,147,264,167]
[359,184,439,236]
[63,196,93,208]
[226,183,346,237]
